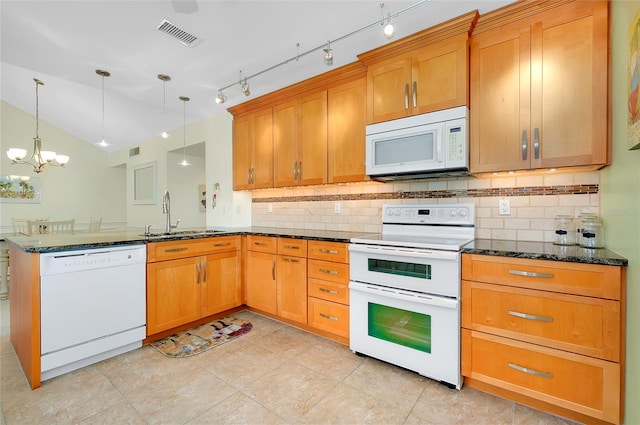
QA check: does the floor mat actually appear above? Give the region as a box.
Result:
[150,316,252,358]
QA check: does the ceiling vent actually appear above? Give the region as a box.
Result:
[129,147,140,157]
[154,19,203,47]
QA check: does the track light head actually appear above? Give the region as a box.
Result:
[215,91,227,104]
[241,79,250,96]
[323,41,333,66]
[384,20,395,39]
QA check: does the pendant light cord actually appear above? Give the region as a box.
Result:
[35,80,40,139]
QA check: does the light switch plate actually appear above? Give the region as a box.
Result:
[334,203,341,214]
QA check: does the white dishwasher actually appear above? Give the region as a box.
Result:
[40,244,147,381]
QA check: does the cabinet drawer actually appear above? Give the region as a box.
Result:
[148,236,240,262]
[308,241,349,263]
[247,235,277,254]
[308,278,349,305]
[308,259,349,284]
[308,297,349,338]
[278,238,307,257]
[462,329,621,424]
[462,254,622,300]
[462,281,621,361]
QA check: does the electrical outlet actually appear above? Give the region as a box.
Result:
[499,199,511,216]
[235,205,241,214]
[268,204,273,213]
[334,203,341,214]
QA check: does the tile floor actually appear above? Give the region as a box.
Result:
[0,298,580,425]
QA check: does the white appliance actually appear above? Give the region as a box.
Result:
[365,106,469,181]
[349,203,474,389]
[40,244,147,381]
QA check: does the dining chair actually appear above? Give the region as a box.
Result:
[12,217,49,235]
[28,219,75,234]
[88,217,102,233]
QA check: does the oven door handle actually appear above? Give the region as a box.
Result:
[349,281,459,310]
[348,243,459,260]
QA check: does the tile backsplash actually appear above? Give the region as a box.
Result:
[251,171,600,243]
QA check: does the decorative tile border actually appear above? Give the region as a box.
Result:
[252,184,599,203]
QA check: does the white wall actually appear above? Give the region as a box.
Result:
[0,101,126,232]
[167,148,206,229]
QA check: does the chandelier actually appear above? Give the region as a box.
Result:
[6,78,69,173]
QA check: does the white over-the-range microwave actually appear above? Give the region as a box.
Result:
[365,106,469,181]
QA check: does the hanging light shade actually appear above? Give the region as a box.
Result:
[158,74,171,138]
[179,96,190,166]
[96,69,111,147]
[6,78,70,173]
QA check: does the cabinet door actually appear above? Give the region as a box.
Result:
[328,78,367,183]
[366,54,413,123]
[273,100,297,187]
[232,109,273,190]
[147,257,200,335]
[201,251,241,317]
[297,90,327,186]
[530,1,608,169]
[232,115,252,190]
[470,22,531,173]
[412,34,468,115]
[276,254,307,324]
[245,250,277,314]
[252,108,274,188]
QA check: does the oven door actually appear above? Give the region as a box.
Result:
[349,243,460,298]
[349,280,462,389]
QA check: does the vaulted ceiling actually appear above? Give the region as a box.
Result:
[1,0,515,153]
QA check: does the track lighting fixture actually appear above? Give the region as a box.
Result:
[215,90,227,104]
[158,74,171,138]
[323,41,333,66]
[6,78,70,173]
[179,96,190,167]
[96,69,111,147]
[213,0,428,105]
[381,3,395,39]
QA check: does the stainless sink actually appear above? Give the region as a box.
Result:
[141,230,227,239]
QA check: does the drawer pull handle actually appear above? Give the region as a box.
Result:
[508,269,553,279]
[508,310,553,323]
[508,362,553,379]
[213,242,231,247]
[319,313,339,321]
[319,288,339,295]
[319,269,339,275]
[254,242,268,247]
[164,247,189,253]
[283,258,299,263]
[284,245,300,250]
[319,249,339,254]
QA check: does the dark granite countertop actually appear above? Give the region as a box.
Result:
[5,226,369,253]
[5,229,629,267]
[462,239,628,267]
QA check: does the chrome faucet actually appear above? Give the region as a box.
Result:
[162,190,180,233]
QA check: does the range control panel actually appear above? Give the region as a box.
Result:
[382,204,474,226]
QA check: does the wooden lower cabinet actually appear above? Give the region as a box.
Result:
[306,241,350,342]
[461,254,625,425]
[146,236,241,336]
[245,250,277,315]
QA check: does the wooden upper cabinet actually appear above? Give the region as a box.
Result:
[358,11,477,125]
[328,77,367,183]
[365,35,469,124]
[273,91,327,187]
[470,0,609,173]
[232,108,273,190]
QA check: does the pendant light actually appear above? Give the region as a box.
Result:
[158,74,171,138]
[6,78,70,173]
[178,96,190,166]
[95,69,111,147]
